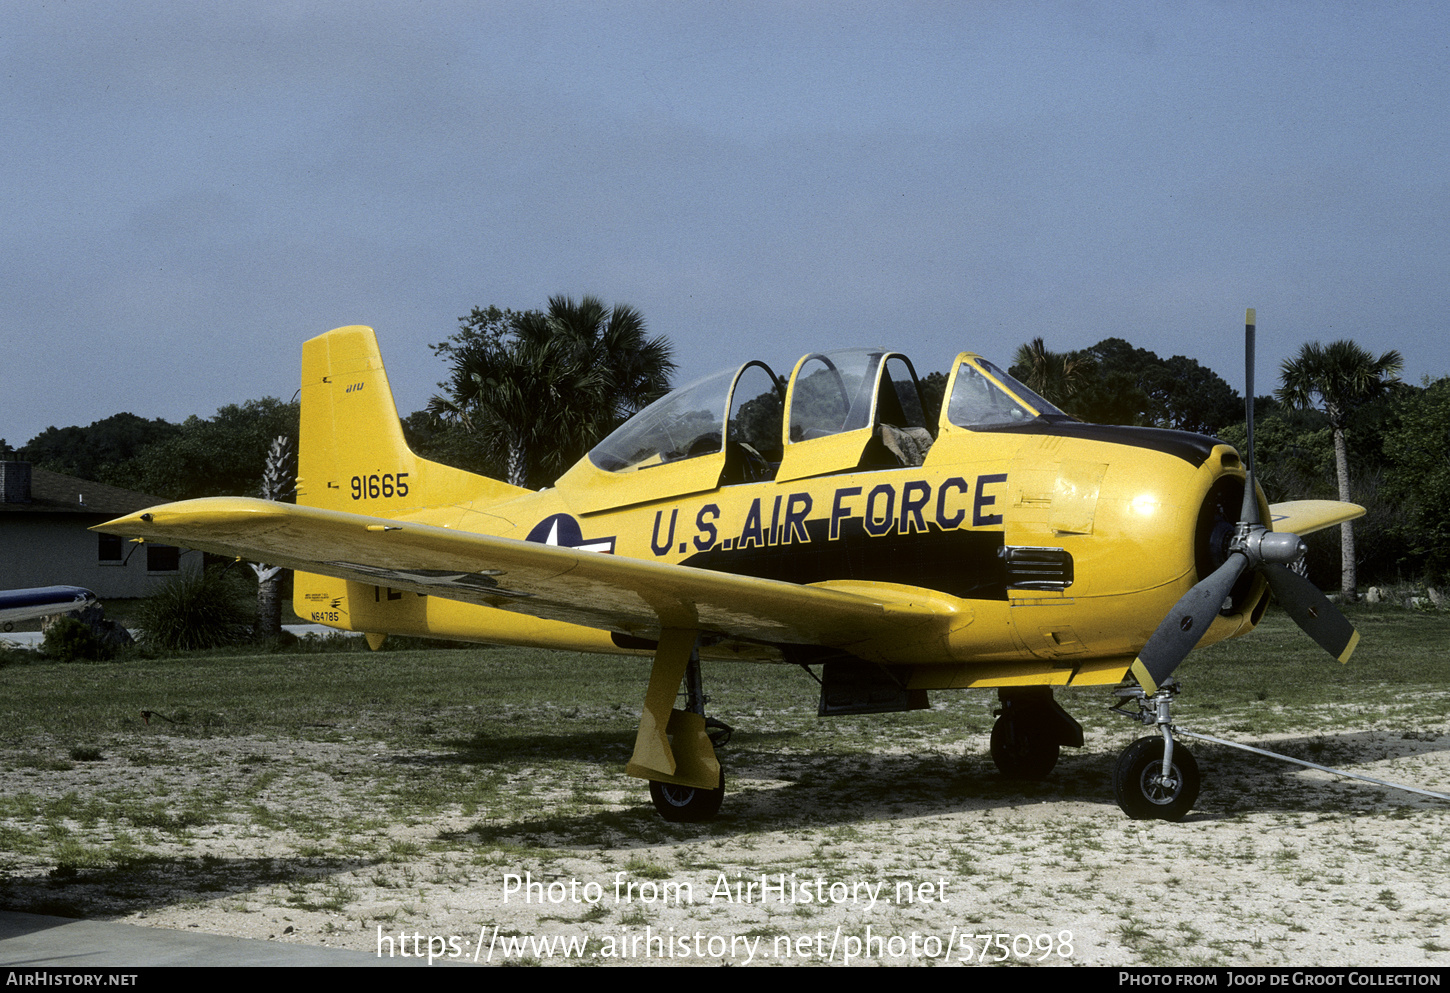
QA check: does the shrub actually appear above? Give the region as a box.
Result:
[41,617,113,662]
[135,568,252,651]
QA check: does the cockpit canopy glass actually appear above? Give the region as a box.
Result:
[588,346,1033,475]
[788,348,927,442]
[588,367,733,472]
[946,358,1069,428]
[728,362,785,464]
[588,362,786,474]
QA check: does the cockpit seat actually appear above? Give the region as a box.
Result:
[876,423,933,467]
[721,441,773,486]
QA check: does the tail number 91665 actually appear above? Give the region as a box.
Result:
[351,473,409,500]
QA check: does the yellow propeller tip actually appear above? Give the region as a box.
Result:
[1129,658,1159,695]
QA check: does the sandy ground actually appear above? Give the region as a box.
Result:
[2,709,1448,967]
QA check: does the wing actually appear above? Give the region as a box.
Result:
[97,498,961,655]
[1269,500,1365,536]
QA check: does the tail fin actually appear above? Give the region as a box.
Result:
[297,325,527,513]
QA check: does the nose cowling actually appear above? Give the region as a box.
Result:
[1132,447,1355,695]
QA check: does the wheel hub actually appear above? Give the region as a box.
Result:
[1140,765,1184,804]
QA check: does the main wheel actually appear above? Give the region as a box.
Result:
[1113,736,1200,821]
[649,770,725,823]
[990,715,1060,780]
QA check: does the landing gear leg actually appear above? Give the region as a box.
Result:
[1109,680,1200,821]
[633,635,732,823]
[990,687,1083,780]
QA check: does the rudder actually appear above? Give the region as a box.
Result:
[297,325,526,512]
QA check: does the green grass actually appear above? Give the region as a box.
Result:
[8,604,1438,742]
[1172,605,1450,731]
[0,645,660,742]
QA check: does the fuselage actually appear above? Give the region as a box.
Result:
[298,344,1265,688]
[0,585,96,626]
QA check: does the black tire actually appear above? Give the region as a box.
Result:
[649,770,725,823]
[990,715,1060,780]
[1113,736,1200,821]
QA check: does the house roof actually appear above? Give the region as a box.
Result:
[0,467,165,516]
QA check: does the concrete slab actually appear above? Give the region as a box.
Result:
[0,912,427,967]
[0,624,360,649]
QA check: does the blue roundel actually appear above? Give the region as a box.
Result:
[525,514,617,554]
[526,514,586,545]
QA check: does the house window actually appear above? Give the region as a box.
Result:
[98,533,123,563]
[146,544,180,573]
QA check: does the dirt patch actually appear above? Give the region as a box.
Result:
[2,717,1448,966]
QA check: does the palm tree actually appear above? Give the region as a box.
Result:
[430,297,674,488]
[1276,340,1402,596]
[533,294,676,439]
[250,435,296,637]
[1010,338,1093,408]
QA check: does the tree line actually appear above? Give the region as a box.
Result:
[6,301,1447,589]
[8,397,300,502]
[1009,336,1447,588]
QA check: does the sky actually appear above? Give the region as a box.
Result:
[4,1,1447,447]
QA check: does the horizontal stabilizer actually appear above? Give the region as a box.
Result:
[1269,500,1365,536]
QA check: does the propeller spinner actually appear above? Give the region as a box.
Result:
[1128,310,1360,694]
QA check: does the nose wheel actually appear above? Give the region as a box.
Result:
[1109,679,1200,821]
[1113,735,1200,820]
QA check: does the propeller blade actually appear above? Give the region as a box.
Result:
[1241,475,1264,529]
[1240,308,1262,527]
[1131,552,1250,694]
[1262,563,1360,663]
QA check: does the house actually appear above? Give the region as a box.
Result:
[0,460,199,599]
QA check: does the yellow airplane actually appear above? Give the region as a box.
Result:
[99,311,1362,822]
